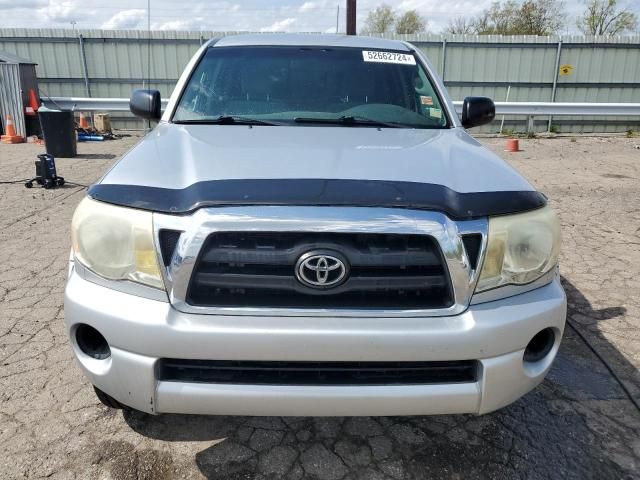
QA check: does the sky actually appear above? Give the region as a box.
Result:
[0,0,638,34]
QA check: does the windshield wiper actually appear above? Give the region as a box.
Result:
[293,115,402,128]
[174,115,283,126]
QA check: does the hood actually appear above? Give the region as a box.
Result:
[101,123,534,194]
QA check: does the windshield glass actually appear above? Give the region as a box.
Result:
[173,46,449,129]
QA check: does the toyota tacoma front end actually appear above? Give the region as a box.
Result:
[64,34,566,416]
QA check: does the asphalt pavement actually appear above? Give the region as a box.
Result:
[0,134,638,479]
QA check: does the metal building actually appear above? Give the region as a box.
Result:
[0,29,638,132]
[0,51,39,138]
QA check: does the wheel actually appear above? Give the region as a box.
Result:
[93,386,132,411]
[56,177,65,186]
[25,181,33,188]
[43,179,54,189]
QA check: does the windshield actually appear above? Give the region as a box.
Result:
[172,46,449,129]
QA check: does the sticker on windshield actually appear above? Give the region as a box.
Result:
[362,50,416,65]
[429,108,442,119]
[420,96,434,106]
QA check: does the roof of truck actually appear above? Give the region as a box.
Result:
[213,34,411,51]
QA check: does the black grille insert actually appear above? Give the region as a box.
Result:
[461,234,482,270]
[158,359,478,385]
[159,229,182,266]
[187,232,453,309]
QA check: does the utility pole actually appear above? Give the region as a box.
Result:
[346,0,356,35]
[336,5,340,34]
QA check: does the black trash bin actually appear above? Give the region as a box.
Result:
[38,109,77,158]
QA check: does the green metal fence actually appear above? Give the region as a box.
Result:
[1,28,638,132]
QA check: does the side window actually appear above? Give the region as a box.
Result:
[414,67,446,126]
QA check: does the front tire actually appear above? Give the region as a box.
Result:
[93,386,132,411]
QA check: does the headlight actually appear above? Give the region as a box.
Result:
[71,197,164,289]
[476,205,560,292]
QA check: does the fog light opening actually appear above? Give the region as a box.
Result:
[524,328,555,363]
[75,324,111,360]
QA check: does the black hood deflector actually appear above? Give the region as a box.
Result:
[88,179,546,220]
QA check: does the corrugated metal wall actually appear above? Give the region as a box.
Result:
[0,29,638,132]
[0,63,26,137]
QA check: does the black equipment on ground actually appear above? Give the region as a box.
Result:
[38,109,77,158]
[25,154,65,189]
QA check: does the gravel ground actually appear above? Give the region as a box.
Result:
[0,134,639,479]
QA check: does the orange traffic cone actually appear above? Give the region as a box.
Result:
[1,115,24,144]
[25,89,39,116]
[504,138,520,152]
[79,113,90,130]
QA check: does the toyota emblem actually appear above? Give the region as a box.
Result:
[295,250,349,289]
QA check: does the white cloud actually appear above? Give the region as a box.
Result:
[101,9,146,30]
[0,0,46,7]
[395,0,489,16]
[38,0,91,23]
[299,1,316,12]
[0,0,633,34]
[260,17,296,32]
[153,18,206,31]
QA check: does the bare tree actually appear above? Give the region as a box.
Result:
[473,0,565,35]
[446,17,475,34]
[361,5,396,35]
[516,0,564,35]
[474,1,521,34]
[577,0,637,35]
[395,10,427,34]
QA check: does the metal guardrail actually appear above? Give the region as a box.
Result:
[42,97,640,117]
[42,97,169,112]
[453,101,640,116]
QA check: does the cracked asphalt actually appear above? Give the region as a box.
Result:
[1,134,639,479]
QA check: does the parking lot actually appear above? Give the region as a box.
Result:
[1,134,639,479]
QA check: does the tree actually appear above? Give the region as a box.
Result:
[474,1,521,34]
[395,10,427,34]
[446,17,475,34]
[361,5,396,34]
[473,0,565,35]
[577,0,637,35]
[517,0,564,35]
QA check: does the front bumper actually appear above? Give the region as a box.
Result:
[64,267,566,416]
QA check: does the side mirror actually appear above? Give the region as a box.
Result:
[130,89,161,120]
[461,96,495,129]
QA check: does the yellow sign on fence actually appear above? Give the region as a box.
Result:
[559,64,574,76]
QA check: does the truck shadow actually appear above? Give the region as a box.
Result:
[123,277,639,480]
[73,153,117,160]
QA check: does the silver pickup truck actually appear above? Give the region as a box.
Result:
[65,34,566,417]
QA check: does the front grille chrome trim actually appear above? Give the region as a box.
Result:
[154,206,487,318]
